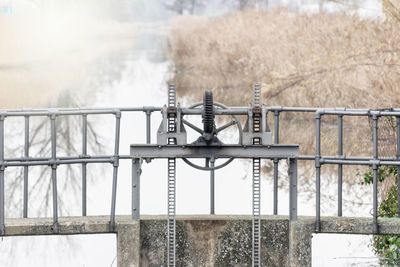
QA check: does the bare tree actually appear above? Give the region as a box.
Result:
[223,0,268,11]
[5,90,105,218]
[326,0,363,11]
[164,0,208,14]
[164,0,184,14]
[319,0,324,12]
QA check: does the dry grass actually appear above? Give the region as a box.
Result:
[168,10,400,189]
[383,0,400,26]
[169,10,400,108]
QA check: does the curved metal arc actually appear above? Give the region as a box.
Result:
[216,120,236,133]
[182,157,234,171]
[183,101,243,170]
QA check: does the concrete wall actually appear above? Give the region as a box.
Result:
[4,215,400,266]
[3,216,140,267]
[289,216,400,266]
[140,215,289,267]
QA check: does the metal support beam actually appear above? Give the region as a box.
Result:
[146,111,151,144]
[315,112,322,232]
[110,112,121,232]
[372,114,379,234]
[273,111,280,215]
[0,116,4,235]
[82,115,87,217]
[207,158,215,215]
[397,116,400,218]
[338,115,343,217]
[132,158,142,220]
[289,158,298,221]
[131,144,299,159]
[23,116,29,218]
[50,114,58,233]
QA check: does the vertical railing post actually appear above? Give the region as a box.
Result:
[0,114,5,235]
[146,110,151,144]
[132,158,141,220]
[110,111,121,231]
[23,116,29,218]
[315,110,322,232]
[338,115,343,217]
[210,158,215,215]
[273,110,280,215]
[50,113,58,232]
[82,115,87,216]
[205,158,216,215]
[206,158,216,215]
[396,116,400,218]
[372,112,379,234]
[289,157,298,221]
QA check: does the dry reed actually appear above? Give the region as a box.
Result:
[167,9,400,189]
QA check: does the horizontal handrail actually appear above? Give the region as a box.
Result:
[0,105,399,235]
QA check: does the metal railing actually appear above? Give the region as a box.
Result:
[269,107,400,233]
[0,107,161,234]
[1,106,400,236]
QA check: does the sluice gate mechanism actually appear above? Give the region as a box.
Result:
[130,84,299,267]
[3,82,400,265]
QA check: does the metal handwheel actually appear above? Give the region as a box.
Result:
[180,91,243,171]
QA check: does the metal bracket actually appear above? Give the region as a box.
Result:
[243,84,272,145]
[157,105,187,146]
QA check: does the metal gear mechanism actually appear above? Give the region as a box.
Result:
[182,91,243,171]
[192,91,222,146]
[202,91,215,139]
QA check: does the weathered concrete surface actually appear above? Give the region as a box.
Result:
[4,216,140,267]
[289,219,314,267]
[117,220,140,267]
[320,216,400,234]
[289,216,400,267]
[140,215,289,267]
[4,216,115,235]
[5,215,400,267]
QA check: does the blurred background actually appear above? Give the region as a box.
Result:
[0,0,399,266]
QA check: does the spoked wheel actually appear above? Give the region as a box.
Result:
[181,92,243,171]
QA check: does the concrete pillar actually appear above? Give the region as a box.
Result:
[289,219,314,267]
[117,220,140,267]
